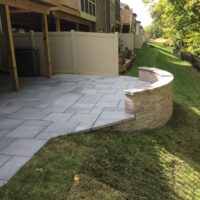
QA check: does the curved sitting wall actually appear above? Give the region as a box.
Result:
[114,67,174,131]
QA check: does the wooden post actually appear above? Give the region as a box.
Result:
[89,24,92,32]
[42,14,52,78]
[55,17,60,32]
[129,22,132,33]
[120,24,123,33]
[3,5,20,91]
[75,23,79,31]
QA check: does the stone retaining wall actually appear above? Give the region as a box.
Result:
[181,52,200,71]
[113,67,174,132]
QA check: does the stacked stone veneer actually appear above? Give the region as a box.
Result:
[114,67,174,131]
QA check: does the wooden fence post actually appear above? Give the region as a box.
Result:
[42,14,52,78]
[3,4,20,91]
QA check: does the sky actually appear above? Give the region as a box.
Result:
[121,0,152,27]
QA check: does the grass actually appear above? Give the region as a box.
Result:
[0,43,200,200]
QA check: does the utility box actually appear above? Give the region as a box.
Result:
[15,48,40,76]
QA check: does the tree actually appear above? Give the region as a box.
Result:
[144,23,163,38]
[143,0,200,56]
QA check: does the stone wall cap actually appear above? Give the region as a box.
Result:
[125,67,174,96]
[139,67,173,77]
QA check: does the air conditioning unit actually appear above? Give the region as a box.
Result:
[15,48,40,76]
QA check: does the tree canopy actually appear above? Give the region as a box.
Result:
[144,0,200,56]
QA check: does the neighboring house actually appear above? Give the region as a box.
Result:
[79,0,96,31]
[135,21,144,49]
[10,0,122,33]
[131,13,137,33]
[108,0,120,32]
[135,20,141,35]
[96,0,107,32]
[140,25,146,42]
[120,3,136,33]
[4,0,122,34]
[96,0,120,33]
[119,3,144,49]
[115,0,121,31]
[10,0,96,32]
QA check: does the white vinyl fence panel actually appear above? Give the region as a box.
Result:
[13,31,119,76]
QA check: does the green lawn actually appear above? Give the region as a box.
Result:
[0,44,200,200]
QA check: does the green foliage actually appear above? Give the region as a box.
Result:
[144,0,200,56]
[119,39,133,59]
[184,32,200,56]
[145,23,163,38]
[12,28,25,33]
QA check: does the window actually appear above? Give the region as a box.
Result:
[89,2,92,14]
[92,4,95,16]
[81,0,96,16]
[81,0,85,11]
[85,0,89,13]
[115,0,120,21]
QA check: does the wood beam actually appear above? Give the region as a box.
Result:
[50,5,80,17]
[10,9,32,14]
[55,17,60,31]
[53,11,91,26]
[3,5,20,91]
[0,0,50,14]
[41,0,59,6]
[42,14,52,78]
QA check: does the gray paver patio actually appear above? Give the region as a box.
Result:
[0,137,16,151]
[0,156,30,180]
[0,155,11,167]
[0,139,46,157]
[0,74,151,186]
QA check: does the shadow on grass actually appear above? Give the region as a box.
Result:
[149,43,172,55]
[161,101,200,171]
[73,132,184,199]
[69,100,200,199]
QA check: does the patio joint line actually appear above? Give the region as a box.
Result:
[116,99,122,109]
[0,152,31,157]
[91,106,107,128]
[63,94,86,113]
[33,122,53,139]
[0,155,14,168]
[0,138,17,152]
